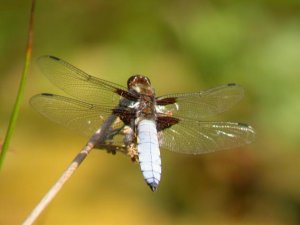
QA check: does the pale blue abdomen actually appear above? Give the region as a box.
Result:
[137,119,161,191]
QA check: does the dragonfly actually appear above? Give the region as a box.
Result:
[30,55,255,192]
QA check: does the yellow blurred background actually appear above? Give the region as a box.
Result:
[1,0,300,224]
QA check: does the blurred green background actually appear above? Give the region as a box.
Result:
[1,0,300,224]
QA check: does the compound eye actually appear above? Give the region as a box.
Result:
[127,75,151,88]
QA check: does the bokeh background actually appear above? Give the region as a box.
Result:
[1,0,300,224]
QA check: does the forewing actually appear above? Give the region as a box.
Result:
[156,83,244,120]
[159,119,255,154]
[37,55,128,105]
[30,93,123,137]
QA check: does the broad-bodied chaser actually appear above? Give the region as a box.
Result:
[30,56,255,191]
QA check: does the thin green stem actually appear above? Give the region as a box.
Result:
[0,0,35,170]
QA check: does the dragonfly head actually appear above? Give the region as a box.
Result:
[127,75,154,96]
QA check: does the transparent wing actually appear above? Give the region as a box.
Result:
[37,55,128,105]
[159,119,255,154]
[156,83,244,120]
[30,93,124,137]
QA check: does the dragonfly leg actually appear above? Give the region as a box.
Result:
[123,121,138,162]
[94,126,126,155]
[127,143,138,162]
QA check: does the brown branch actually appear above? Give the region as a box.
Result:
[22,114,117,225]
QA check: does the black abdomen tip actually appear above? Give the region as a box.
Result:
[148,182,158,192]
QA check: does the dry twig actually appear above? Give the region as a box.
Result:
[22,114,117,225]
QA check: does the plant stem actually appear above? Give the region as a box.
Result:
[0,0,36,169]
[22,114,117,225]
